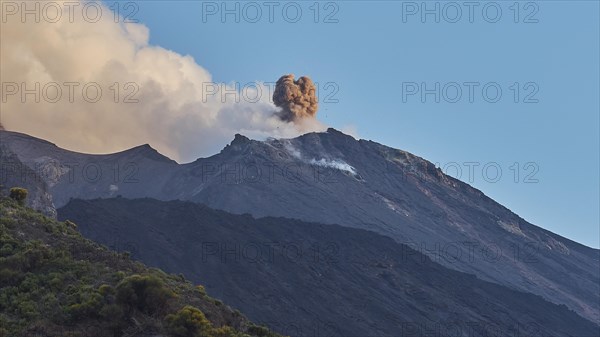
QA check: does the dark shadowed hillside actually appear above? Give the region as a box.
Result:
[59,197,599,337]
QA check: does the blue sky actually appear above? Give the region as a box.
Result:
[110,1,599,248]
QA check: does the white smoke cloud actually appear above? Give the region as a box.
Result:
[0,0,326,163]
[283,142,357,175]
[308,158,357,175]
[284,142,303,160]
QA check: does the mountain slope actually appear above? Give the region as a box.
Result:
[58,197,600,337]
[2,128,598,324]
[0,130,178,209]
[0,141,56,217]
[0,197,278,337]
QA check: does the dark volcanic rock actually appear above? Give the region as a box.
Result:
[59,197,599,337]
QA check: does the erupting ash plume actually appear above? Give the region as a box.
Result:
[273,74,319,122]
[0,1,325,163]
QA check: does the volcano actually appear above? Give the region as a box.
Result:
[1,128,598,333]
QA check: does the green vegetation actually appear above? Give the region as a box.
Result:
[0,197,281,337]
[115,274,177,317]
[8,187,27,206]
[166,305,212,336]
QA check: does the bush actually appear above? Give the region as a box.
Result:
[0,243,14,256]
[99,303,124,321]
[165,305,212,337]
[195,285,206,296]
[9,188,27,206]
[116,274,174,315]
[98,284,114,296]
[247,324,277,337]
[16,300,38,319]
[64,287,103,320]
[212,326,241,337]
[64,220,77,229]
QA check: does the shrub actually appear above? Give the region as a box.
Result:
[247,324,277,337]
[116,274,174,315]
[0,268,21,286]
[212,326,241,337]
[99,303,124,321]
[48,274,64,291]
[41,293,61,317]
[9,188,27,206]
[98,284,115,296]
[64,220,77,229]
[195,285,206,296]
[165,305,212,337]
[64,287,103,320]
[0,243,14,256]
[16,300,38,319]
